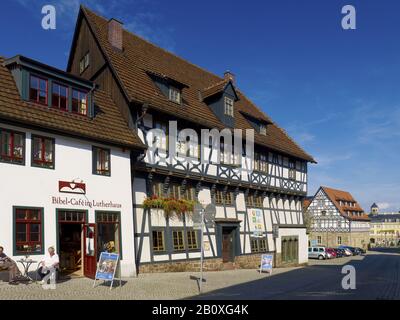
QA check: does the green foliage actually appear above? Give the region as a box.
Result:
[143,195,196,218]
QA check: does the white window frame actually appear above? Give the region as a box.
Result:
[224,96,234,117]
[169,86,181,104]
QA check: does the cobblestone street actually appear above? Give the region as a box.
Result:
[0,249,398,300]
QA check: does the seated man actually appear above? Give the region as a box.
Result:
[37,246,59,284]
[0,246,21,285]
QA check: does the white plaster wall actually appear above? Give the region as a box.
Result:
[0,123,136,277]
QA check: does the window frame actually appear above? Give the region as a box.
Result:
[288,159,296,180]
[151,229,166,253]
[29,74,48,106]
[0,128,25,165]
[224,96,234,117]
[79,51,90,74]
[31,134,55,170]
[51,82,69,111]
[171,229,185,252]
[13,206,44,256]
[71,88,88,116]
[92,146,111,177]
[250,237,268,253]
[186,229,200,251]
[168,86,181,104]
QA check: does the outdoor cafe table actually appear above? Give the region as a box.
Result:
[16,259,37,281]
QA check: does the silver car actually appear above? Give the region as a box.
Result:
[308,246,327,260]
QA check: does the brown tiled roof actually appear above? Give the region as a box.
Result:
[0,57,145,149]
[79,6,316,163]
[321,186,370,221]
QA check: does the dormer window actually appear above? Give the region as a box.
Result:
[224,96,234,117]
[260,124,267,135]
[29,75,47,105]
[169,86,181,104]
[72,89,88,115]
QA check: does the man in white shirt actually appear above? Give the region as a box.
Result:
[37,246,59,283]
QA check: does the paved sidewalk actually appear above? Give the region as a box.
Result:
[0,266,300,300]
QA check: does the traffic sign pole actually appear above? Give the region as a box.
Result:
[200,208,204,293]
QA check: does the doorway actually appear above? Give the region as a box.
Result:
[57,210,96,278]
[57,210,86,277]
[222,226,236,263]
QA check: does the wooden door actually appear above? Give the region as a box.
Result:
[222,228,234,262]
[84,223,97,279]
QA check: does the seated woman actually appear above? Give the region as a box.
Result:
[0,246,21,285]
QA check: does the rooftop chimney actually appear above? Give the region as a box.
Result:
[224,70,235,84]
[108,18,123,51]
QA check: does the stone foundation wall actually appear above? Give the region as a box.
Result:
[139,254,267,274]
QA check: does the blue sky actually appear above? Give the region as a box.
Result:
[1,0,399,212]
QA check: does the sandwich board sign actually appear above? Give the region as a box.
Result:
[93,252,121,290]
[259,254,273,275]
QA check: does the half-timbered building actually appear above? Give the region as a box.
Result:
[306,186,371,249]
[66,6,316,272]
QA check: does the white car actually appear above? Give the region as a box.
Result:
[308,246,327,260]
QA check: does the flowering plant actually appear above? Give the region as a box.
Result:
[143,195,195,218]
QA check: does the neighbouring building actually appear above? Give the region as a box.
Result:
[369,203,400,247]
[305,186,371,249]
[0,5,316,278]
[0,55,145,278]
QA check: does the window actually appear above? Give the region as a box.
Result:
[250,238,268,253]
[29,75,48,105]
[0,129,25,165]
[96,212,121,257]
[172,230,185,251]
[224,96,234,117]
[246,194,255,207]
[254,195,263,208]
[14,207,43,255]
[187,230,199,250]
[51,83,68,110]
[72,89,88,115]
[152,230,165,252]
[259,124,267,135]
[317,236,322,244]
[31,135,54,169]
[153,120,168,150]
[169,86,181,103]
[289,160,296,180]
[215,190,234,206]
[152,182,164,198]
[254,152,268,173]
[79,52,90,74]
[93,147,111,176]
[337,236,342,245]
[220,143,240,165]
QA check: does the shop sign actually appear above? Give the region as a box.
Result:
[93,252,121,290]
[59,180,86,194]
[259,254,273,275]
[51,196,122,209]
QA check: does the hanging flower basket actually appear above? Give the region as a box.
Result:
[143,195,195,218]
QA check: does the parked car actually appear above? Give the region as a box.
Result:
[356,247,366,254]
[325,248,337,259]
[339,246,357,256]
[333,248,344,258]
[338,246,353,256]
[308,246,327,260]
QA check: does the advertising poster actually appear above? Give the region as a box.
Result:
[95,252,119,281]
[250,208,264,237]
[260,254,273,274]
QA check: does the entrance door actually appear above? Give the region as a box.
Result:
[222,227,235,262]
[84,224,97,279]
